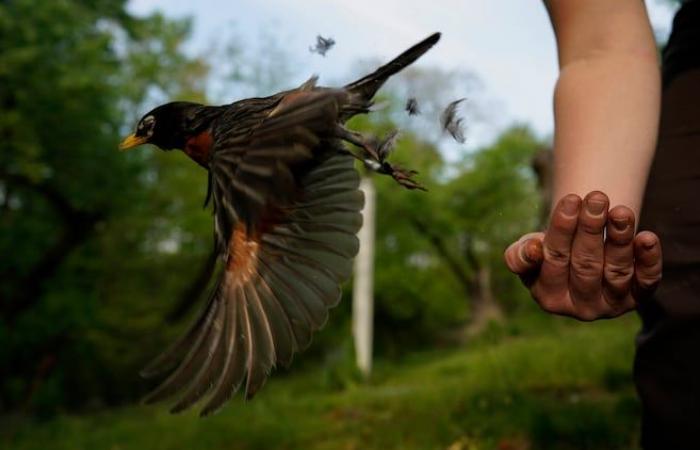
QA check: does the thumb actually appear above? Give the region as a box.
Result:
[504,232,545,275]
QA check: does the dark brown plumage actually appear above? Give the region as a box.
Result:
[119,32,441,416]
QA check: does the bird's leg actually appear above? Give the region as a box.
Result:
[340,148,375,167]
[336,124,426,191]
[335,124,380,162]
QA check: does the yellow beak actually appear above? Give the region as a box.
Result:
[119,134,148,151]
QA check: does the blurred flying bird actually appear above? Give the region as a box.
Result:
[441,98,466,143]
[309,35,335,56]
[405,97,420,115]
[119,32,441,416]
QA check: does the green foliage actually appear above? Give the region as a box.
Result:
[446,126,541,244]
[347,114,544,354]
[1,0,547,417]
[0,0,209,413]
[444,126,543,312]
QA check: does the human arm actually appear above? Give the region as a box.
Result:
[503,1,663,320]
[546,0,660,215]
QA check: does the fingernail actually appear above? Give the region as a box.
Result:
[586,198,606,215]
[561,196,579,216]
[642,240,656,250]
[520,246,532,263]
[612,217,629,231]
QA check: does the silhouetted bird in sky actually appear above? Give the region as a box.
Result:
[309,35,335,56]
[405,97,420,115]
[441,98,466,143]
[119,32,441,416]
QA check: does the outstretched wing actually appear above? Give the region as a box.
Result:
[208,89,346,252]
[140,89,364,416]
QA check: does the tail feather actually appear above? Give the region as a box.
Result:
[344,32,441,102]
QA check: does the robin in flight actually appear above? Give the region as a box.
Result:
[119,32,441,416]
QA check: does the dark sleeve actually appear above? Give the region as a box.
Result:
[662,0,700,88]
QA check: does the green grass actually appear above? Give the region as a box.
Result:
[0,315,643,450]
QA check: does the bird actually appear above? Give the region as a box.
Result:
[119,32,441,416]
[308,35,336,56]
[405,97,420,116]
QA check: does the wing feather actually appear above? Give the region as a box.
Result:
[141,152,363,415]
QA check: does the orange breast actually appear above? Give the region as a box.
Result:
[226,225,262,289]
[184,131,213,168]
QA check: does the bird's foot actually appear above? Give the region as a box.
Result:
[380,162,426,191]
[335,124,380,161]
[337,125,425,190]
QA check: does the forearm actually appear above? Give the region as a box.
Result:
[547,0,661,218]
[552,53,660,217]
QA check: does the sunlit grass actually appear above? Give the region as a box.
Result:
[1,314,642,450]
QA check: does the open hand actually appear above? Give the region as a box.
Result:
[504,191,662,320]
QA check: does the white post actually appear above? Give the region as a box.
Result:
[353,176,375,378]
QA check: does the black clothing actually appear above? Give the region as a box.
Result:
[636,2,700,447]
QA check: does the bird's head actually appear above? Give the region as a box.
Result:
[119,101,203,151]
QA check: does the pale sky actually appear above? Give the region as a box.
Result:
[128,0,676,151]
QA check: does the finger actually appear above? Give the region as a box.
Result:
[569,191,608,306]
[516,238,544,288]
[533,194,581,313]
[602,205,636,313]
[504,232,544,275]
[633,231,663,300]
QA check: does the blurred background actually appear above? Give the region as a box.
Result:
[0,1,681,449]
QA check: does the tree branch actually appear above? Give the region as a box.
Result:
[1,170,103,322]
[408,216,475,300]
[0,171,77,220]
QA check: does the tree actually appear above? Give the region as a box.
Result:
[441,126,543,335]
[349,81,544,345]
[369,124,543,342]
[0,0,208,414]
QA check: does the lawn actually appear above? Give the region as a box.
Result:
[0,315,642,450]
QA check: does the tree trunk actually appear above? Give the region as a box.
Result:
[461,237,503,337]
[408,219,503,339]
[463,264,503,338]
